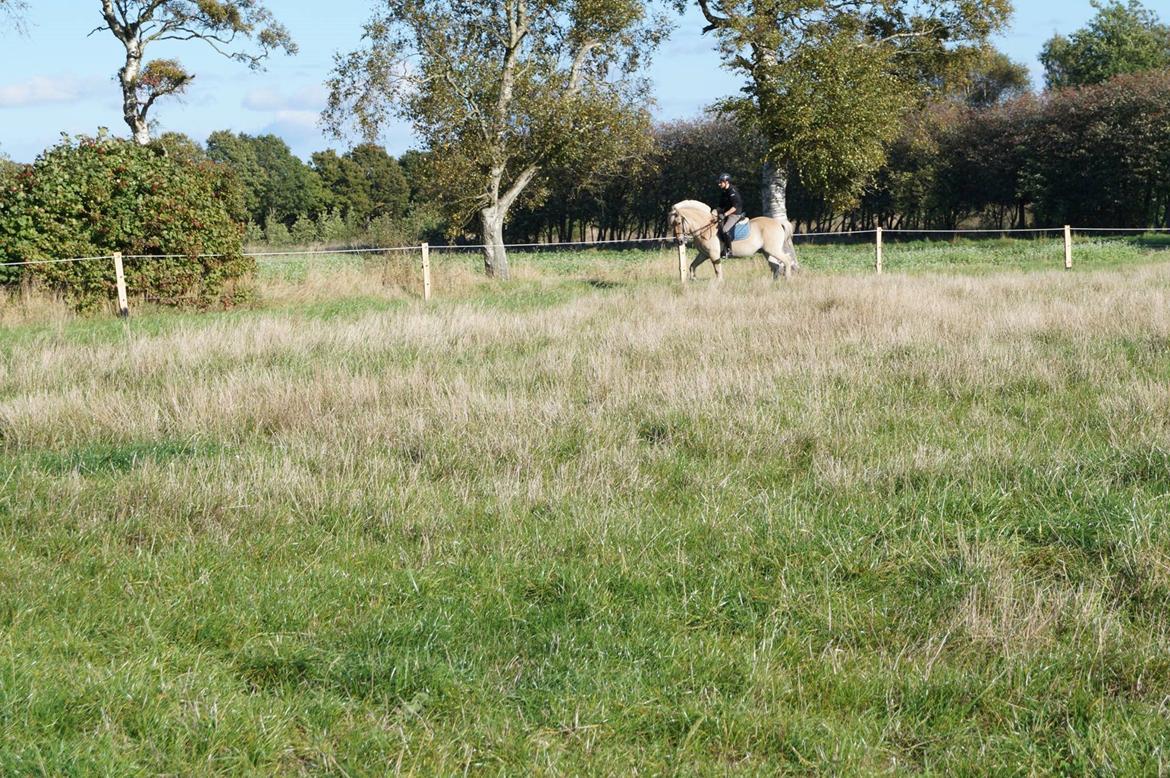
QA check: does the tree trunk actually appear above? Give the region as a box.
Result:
[119,40,150,145]
[761,160,788,220]
[481,207,509,280]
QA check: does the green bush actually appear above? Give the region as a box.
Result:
[289,214,318,245]
[263,214,290,246]
[0,132,253,311]
[243,221,265,245]
[316,208,350,243]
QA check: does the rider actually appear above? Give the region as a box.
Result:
[715,173,745,259]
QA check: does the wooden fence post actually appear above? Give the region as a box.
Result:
[1064,226,1073,270]
[875,227,883,275]
[113,251,129,318]
[421,243,432,301]
[677,240,687,283]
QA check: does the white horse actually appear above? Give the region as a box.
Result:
[669,200,799,281]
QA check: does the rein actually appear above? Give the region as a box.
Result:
[673,208,718,241]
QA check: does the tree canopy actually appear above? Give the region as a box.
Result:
[1040,1,1170,89]
[326,0,669,278]
[95,1,297,144]
[693,0,1013,215]
[206,132,324,226]
[312,144,410,227]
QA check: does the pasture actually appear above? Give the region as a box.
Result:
[2,237,1170,773]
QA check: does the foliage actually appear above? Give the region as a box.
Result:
[96,0,297,143]
[1027,70,1170,226]
[325,0,670,277]
[511,66,1170,237]
[0,133,252,311]
[310,144,409,228]
[262,213,291,245]
[207,132,326,226]
[153,131,208,164]
[852,69,1170,230]
[0,151,24,188]
[289,215,318,245]
[955,48,1033,108]
[316,208,349,243]
[508,114,764,242]
[693,0,1012,209]
[1041,1,1170,89]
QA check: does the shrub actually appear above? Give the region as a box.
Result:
[316,208,349,243]
[0,132,253,311]
[289,214,318,245]
[263,214,291,246]
[243,221,265,245]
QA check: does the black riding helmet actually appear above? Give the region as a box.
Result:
[717,173,732,183]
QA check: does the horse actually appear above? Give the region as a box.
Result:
[669,200,799,281]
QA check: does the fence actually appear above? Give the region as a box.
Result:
[3,226,1170,317]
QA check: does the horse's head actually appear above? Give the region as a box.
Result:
[668,207,682,238]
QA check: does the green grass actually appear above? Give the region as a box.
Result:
[2,240,1170,773]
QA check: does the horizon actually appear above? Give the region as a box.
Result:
[0,1,1103,164]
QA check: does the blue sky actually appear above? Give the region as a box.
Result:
[0,1,1108,163]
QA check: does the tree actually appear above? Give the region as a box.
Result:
[154,131,208,163]
[1040,1,1170,89]
[326,0,668,278]
[1027,69,1170,227]
[313,144,410,227]
[956,48,1032,108]
[692,0,1012,218]
[346,144,409,223]
[207,132,325,226]
[94,1,297,144]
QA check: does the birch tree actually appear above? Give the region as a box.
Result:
[691,0,1012,217]
[1,0,28,33]
[326,0,668,279]
[94,1,296,145]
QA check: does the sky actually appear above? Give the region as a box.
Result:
[0,1,1115,163]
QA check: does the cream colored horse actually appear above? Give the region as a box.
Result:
[669,200,799,281]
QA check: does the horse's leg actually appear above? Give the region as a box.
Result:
[689,253,707,280]
[711,258,723,282]
[784,232,800,272]
[765,254,783,281]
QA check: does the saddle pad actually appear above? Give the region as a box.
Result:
[731,220,751,241]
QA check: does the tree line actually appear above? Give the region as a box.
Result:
[2,0,1169,286]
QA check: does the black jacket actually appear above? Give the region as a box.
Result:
[718,185,744,216]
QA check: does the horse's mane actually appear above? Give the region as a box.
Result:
[673,199,712,214]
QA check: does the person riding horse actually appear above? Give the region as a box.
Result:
[715,173,745,258]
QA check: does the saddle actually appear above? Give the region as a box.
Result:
[729,219,751,241]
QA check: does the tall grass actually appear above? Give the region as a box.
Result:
[1,241,1170,772]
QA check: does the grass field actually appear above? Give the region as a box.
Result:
[2,236,1170,773]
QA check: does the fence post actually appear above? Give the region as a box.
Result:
[1063,226,1073,270]
[113,251,130,318]
[421,243,432,301]
[875,227,883,275]
[677,240,687,283]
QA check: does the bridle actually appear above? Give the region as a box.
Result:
[671,207,718,242]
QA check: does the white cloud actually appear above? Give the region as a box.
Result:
[0,75,99,108]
